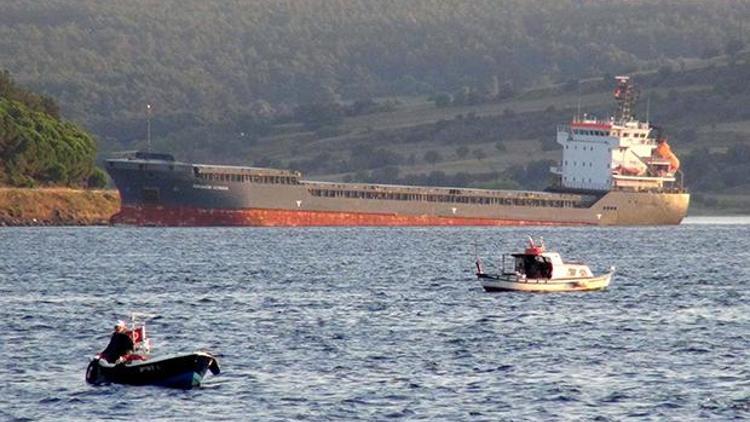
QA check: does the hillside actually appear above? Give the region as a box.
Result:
[2,0,750,152]
[2,1,750,213]
[220,63,750,209]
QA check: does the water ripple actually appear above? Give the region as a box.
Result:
[0,224,749,419]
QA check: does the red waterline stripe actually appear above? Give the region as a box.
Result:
[111,205,591,227]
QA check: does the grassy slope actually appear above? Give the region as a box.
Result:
[241,59,750,215]
[0,188,119,225]
[247,51,746,166]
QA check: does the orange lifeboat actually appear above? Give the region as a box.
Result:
[654,138,680,172]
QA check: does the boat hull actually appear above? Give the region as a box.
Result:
[106,156,689,227]
[478,272,613,293]
[85,352,220,389]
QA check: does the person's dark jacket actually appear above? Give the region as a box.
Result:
[100,332,134,363]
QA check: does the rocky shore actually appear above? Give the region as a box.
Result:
[0,188,119,226]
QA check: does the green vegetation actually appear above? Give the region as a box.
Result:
[2,1,750,212]
[0,71,101,187]
[2,1,749,148]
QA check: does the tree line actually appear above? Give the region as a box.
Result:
[1,0,749,152]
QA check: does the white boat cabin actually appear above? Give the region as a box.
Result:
[505,251,592,280]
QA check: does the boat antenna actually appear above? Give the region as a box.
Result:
[645,94,650,124]
[576,85,582,121]
[146,104,152,152]
[473,240,483,275]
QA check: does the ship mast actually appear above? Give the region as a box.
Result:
[146,104,152,152]
[613,76,639,123]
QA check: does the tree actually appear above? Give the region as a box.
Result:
[472,148,485,161]
[432,93,452,108]
[456,146,469,159]
[88,167,109,188]
[423,150,442,165]
[371,165,400,183]
[0,85,97,188]
[725,39,744,58]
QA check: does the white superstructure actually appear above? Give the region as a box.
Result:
[550,76,681,192]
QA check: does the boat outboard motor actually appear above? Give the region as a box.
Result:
[85,357,105,385]
[209,358,221,375]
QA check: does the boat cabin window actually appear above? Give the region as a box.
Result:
[515,255,553,279]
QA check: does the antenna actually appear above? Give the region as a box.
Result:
[645,94,651,124]
[146,104,152,152]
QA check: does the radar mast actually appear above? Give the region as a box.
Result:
[613,76,639,123]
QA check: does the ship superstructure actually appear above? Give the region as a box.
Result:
[106,77,689,227]
[551,76,683,192]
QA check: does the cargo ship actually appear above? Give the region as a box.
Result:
[106,76,689,226]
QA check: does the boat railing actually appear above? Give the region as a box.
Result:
[612,185,687,194]
[675,169,685,190]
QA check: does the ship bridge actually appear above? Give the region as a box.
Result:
[550,77,684,193]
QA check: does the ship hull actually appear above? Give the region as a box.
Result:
[106,155,689,227]
[111,205,591,227]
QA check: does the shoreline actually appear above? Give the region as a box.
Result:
[0,187,119,226]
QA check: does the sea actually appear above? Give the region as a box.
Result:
[1,217,749,420]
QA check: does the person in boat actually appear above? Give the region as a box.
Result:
[99,321,135,364]
[543,260,553,279]
[521,255,552,279]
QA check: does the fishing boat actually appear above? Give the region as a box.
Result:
[85,314,220,389]
[475,237,614,292]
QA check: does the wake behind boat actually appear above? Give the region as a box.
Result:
[475,237,614,292]
[86,314,220,389]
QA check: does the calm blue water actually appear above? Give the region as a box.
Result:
[1,218,749,420]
